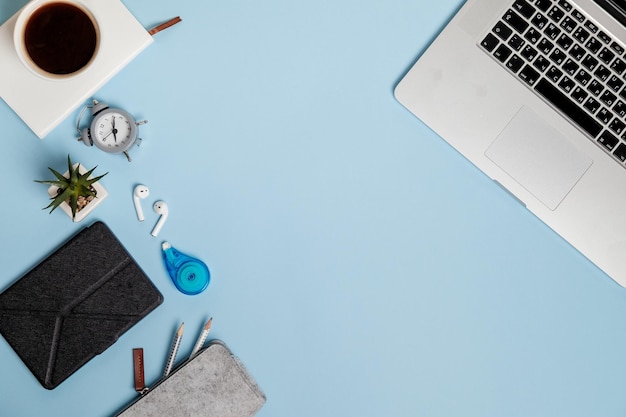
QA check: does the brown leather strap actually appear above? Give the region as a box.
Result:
[133,348,146,393]
[148,16,182,36]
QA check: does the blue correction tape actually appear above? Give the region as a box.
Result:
[161,242,210,295]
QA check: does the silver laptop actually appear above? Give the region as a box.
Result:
[395,0,626,287]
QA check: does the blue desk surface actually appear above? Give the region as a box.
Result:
[2,0,626,416]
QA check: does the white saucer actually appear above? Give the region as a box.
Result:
[0,0,153,138]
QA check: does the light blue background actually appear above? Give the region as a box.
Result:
[1,0,626,416]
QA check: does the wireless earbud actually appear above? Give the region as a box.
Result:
[133,185,150,221]
[151,201,169,237]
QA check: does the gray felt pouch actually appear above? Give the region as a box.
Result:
[115,340,266,417]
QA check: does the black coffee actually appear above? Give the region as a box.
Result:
[23,2,97,75]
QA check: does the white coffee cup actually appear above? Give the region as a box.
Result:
[14,0,100,80]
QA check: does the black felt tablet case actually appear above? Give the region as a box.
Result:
[0,221,163,389]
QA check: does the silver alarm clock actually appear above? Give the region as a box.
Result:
[78,99,147,161]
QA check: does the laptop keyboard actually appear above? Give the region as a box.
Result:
[479,0,626,166]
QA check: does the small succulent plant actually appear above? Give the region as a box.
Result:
[35,155,108,220]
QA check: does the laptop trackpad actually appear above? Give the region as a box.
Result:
[485,106,592,210]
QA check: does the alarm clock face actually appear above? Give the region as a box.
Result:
[91,109,137,153]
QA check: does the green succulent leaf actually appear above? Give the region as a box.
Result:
[34,154,108,218]
[46,187,74,213]
[50,167,68,183]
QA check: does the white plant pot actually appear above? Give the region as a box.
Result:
[46,163,108,222]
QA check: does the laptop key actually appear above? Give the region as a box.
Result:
[507,54,525,72]
[581,55,599,71]
[573,27,590,44]
[600,90,617,106]
[544,23,561,40]
[558,0,572,12]
[614,100,626,118]
[588,79,604,96]
[548,6,565,23]
[596,107,613,124]
[584,20,599,34]
[519,64,540,85]
[481,33,500,52]
[609,118,626,135]
[533,55,551,72]
[571,86,588,104]
[508,34,526,50]
[558,76,575,93]
[521,44,538,60]
[568,44,585,60]
[562,58,579,75]
[525,27,541,44]
[532,13,549,29]
[549,48,566,65]
[610,41,625,55]
[556,33,573,50]
[610,58,626,74]
[513,0,536,18]
[613,143,626,162]
[560,16,576,33]
[503,9,529,33]
[598,31,611,44]
[535,78,603,137]
[572,9,585,23]
[538,38,555,54]
[547,65,564,83]
[535,0,552,12]
[594,65,611,82]
[598,130,619,150]
[585,37,602,53]
[494,44,513,62]
[598,47,615,64]
[607,75,624,92]
[494,21,513,41]
[574,68,591,86]
[584,97,601,114]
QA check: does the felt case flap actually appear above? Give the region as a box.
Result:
[115,340,266,417]
[0,221,163,389]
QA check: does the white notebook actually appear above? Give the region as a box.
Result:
[0,0,153,138]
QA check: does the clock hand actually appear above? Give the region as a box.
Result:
[111,116,118,143]
[101,129,114,141]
